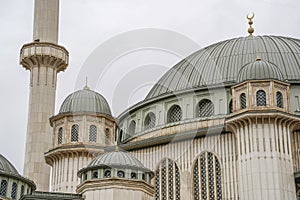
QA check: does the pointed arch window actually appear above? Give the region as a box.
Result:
[0,180,7,197]
[168,105,182,123]
[58,127,63,144]
[229,99,233,113]
[276,91,283,108]
[11,182,17,199]
[240,93,246,109]
[105,128,110,145]
[155,158,180,200]
[193,152,222,200]
[71,124,79,142]
[89,125,97,142]
[20,185,25,197]
[128,120,136,136]
[144,112,156,130]
[197,99,214,117]
[256,90,266,106]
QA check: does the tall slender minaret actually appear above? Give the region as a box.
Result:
[20,0,69,191]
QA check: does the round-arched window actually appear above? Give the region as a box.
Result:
[240,93,246,109]
[197,99,214,117]
[256,90,266,106]
[71,124,79,142]
[144,112,156,130]
[168,105,182,123]
[276,91,283,108]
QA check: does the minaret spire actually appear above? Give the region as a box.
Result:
[20,0,69,191]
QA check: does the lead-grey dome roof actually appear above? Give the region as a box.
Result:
[59,88,112,115]
[237,59,284,82]
[146,35,300,99]
[88,149,147,170]
[0,154,19,175]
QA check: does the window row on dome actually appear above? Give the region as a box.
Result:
[237,90,284,110]
[124,99,215,138]
[81,168,148,182]
[56,125,111,145]
[0,179,31,200]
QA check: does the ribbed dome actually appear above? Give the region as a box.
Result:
[0,154,19,175]
[146,35,300,99]
[59,88,112,115]
[88,149,146,170]
[237,59,284,82]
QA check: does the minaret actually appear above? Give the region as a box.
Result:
[20,0,69,191]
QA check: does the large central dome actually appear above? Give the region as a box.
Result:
[146,35,300,99]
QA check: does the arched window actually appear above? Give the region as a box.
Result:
[193,152,222,200]
[89,125,97,142]
[58,127,63,144]
[11,182,17,200]
[104,170,111,178]
[71,124,79,142]
[20,185,25,197]
[92,171,98,179]
[168,105,182,123]
[117,170,125,178]
[0,180,7,197]
[155,158,180,200]
[256,90,266,106]
[119,129,124,142]
[131,172,137,179]
[128,120,136,136]
[229,99,233,113]
[276,91,283,108]
[144,112,156,130]
[105,128,110,145]
[197,99,214,117]
[240,93,246,109]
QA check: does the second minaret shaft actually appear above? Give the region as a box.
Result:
[33,0,59,43]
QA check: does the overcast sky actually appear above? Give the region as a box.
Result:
[1,0,300,174]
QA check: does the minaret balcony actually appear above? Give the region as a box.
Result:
[20,42,69,72]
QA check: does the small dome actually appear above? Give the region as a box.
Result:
[237,59,284,82]
[0,154,19,175]
[88,149,147,170]
[59,88,112,115]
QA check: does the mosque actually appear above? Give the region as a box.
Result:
[1,0,300,199]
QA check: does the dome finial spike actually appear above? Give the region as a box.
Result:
[115,146,119,151]
[247,13,255,36]
[83,76,90,90]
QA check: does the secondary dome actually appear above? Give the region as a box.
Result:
[88,149,146,170]
[146,35,300,99]
[237,59,284,82]
[0,154,19,175]
[59,87,112,115]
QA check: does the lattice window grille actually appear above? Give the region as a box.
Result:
[168,106,182,123]
[71,124,79,142]
[193,152,222,200]
[20,185,25,197]
[0,180,7,197]
[11,182,17,199]
[276,92,283,108]
[229,100,233,113]
[58,127,63,144]
[145,112,156,130]
[128,120,136,136]
[89,125,97,142]
[198,99,214,117]
[105,128,110,144]
[256,90,266,106]
[155,170,160,200]
[240,93,247,109]
[155,159,180,200]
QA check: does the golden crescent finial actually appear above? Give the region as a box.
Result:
[247,13,255,36]
[247,13,255,20]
